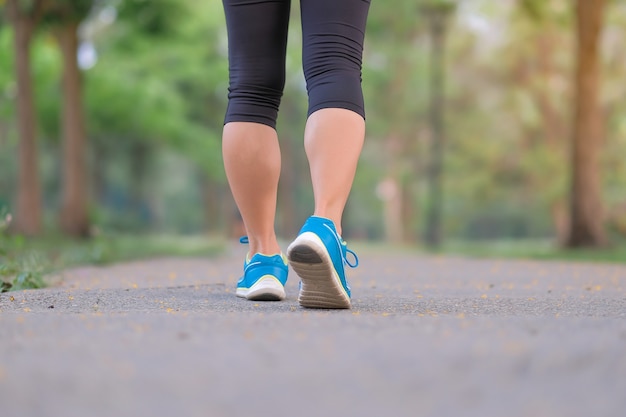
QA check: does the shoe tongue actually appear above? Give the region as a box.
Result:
[251,253,281,263]
[310,216,337,233]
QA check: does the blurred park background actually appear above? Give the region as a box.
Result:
[1,0,626,289]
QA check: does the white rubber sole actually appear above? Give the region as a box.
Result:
[236,276,286,301]
[287,232,351,309]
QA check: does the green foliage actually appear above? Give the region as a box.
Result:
[518,0,571,26]
[0,209,46,292]
[0,201,225,292]
[77,0,226,231]
[86,0,226,155]
[116,0,185,37]
[0,26,63,140]
[440,237,626,264]
[42,0,94,25]
[0,257,47,292]
[0,29,13,123]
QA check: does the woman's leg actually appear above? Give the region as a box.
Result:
[222,123,282,256]
[287,0,370,309]
[304,109,365,236]
[221,0,291,256]
[300,0,371,235]
[304,109,365,235]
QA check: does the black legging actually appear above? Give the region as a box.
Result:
[222,0,371,129]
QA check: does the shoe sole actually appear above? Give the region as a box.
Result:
[236,276,286,301]
[287,232,351,309]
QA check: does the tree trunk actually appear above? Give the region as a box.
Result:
[8,0,43,236]
[535,29,570,243]
[57,22,90,237]
[424,9,448,248]
[566,0,607,247]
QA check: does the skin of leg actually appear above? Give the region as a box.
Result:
[222,121,282,256]
[304,108,365,236]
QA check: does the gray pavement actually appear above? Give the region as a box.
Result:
[1,244,625,417]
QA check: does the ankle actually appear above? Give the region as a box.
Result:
[246,236,282,257]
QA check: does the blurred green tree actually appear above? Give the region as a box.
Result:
[363,0,428,243]
[44,0,94,237]
[2,0,625,245]
[4,0,47,236]
[567,0,607,247]
[510,0,572,243]
[84,0,227,233]
[422,1,456,248]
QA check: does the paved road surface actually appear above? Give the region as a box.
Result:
[1,244,625,417]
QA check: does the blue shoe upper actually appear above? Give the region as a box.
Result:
[237,237,288,290]
[297,216,358,297]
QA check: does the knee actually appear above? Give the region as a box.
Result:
[226,58,286,128]
[303,55,365,119]
[302,31,366,119]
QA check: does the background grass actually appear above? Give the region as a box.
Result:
[2,232,625,293]
[0,232,225,292]
[352,237,626,264]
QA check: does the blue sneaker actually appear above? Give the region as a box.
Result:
[287,216,358,309]
[236,238,288,301]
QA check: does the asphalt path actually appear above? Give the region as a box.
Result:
[1,244,625,417]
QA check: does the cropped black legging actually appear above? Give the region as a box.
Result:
[222,0,371,129]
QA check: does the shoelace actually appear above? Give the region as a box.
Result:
[323,223,359,269]
[343,243,359,268]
